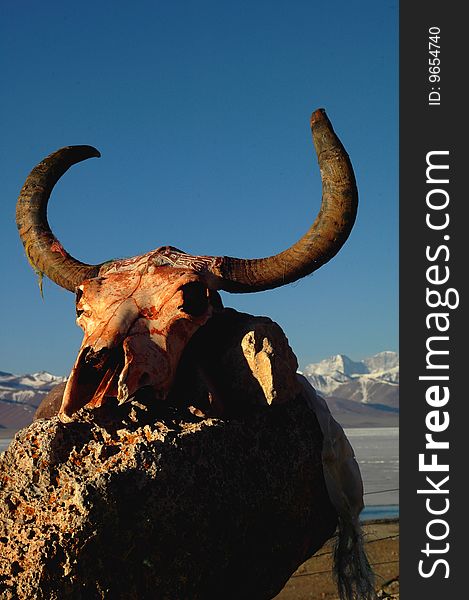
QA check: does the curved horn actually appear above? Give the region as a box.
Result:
[212,109,358,293]
[16,146,103,292]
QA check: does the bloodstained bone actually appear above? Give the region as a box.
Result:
[59,261,216,421]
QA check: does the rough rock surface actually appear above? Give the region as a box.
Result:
[0,396,336,599]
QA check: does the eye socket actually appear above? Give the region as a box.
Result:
[180,282,209,317]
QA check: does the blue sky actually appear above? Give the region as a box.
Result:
[0,0,398,376]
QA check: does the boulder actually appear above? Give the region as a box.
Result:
[0,395,336,599]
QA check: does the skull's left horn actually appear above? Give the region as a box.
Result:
[16,146,103,292]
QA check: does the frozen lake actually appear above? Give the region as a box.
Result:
[345,427,399,518]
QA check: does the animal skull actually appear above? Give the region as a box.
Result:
[16,109,358,419]
[60,249,223,420]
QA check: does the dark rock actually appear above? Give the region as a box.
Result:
[0,394,337,599]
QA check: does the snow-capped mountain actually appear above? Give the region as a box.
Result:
[302,351,399,427]
[303,351,399,400]
[0,371,66,429]
[304,354,369,378]
[362,351,399,373]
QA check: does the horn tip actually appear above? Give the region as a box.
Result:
[81,145,101,159]
[50,145,101,164]
[310,108,328,128]
[65,145,101,160]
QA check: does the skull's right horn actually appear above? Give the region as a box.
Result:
[207,108,358,293]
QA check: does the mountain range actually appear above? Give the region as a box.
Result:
[0,371,66,430]
[0,351,398,431]
[302,351,399,427]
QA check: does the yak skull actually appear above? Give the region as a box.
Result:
[60,251,219,420]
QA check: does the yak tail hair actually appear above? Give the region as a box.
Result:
[333,514,376,600]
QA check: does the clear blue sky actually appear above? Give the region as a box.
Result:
[0,0,398,376]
